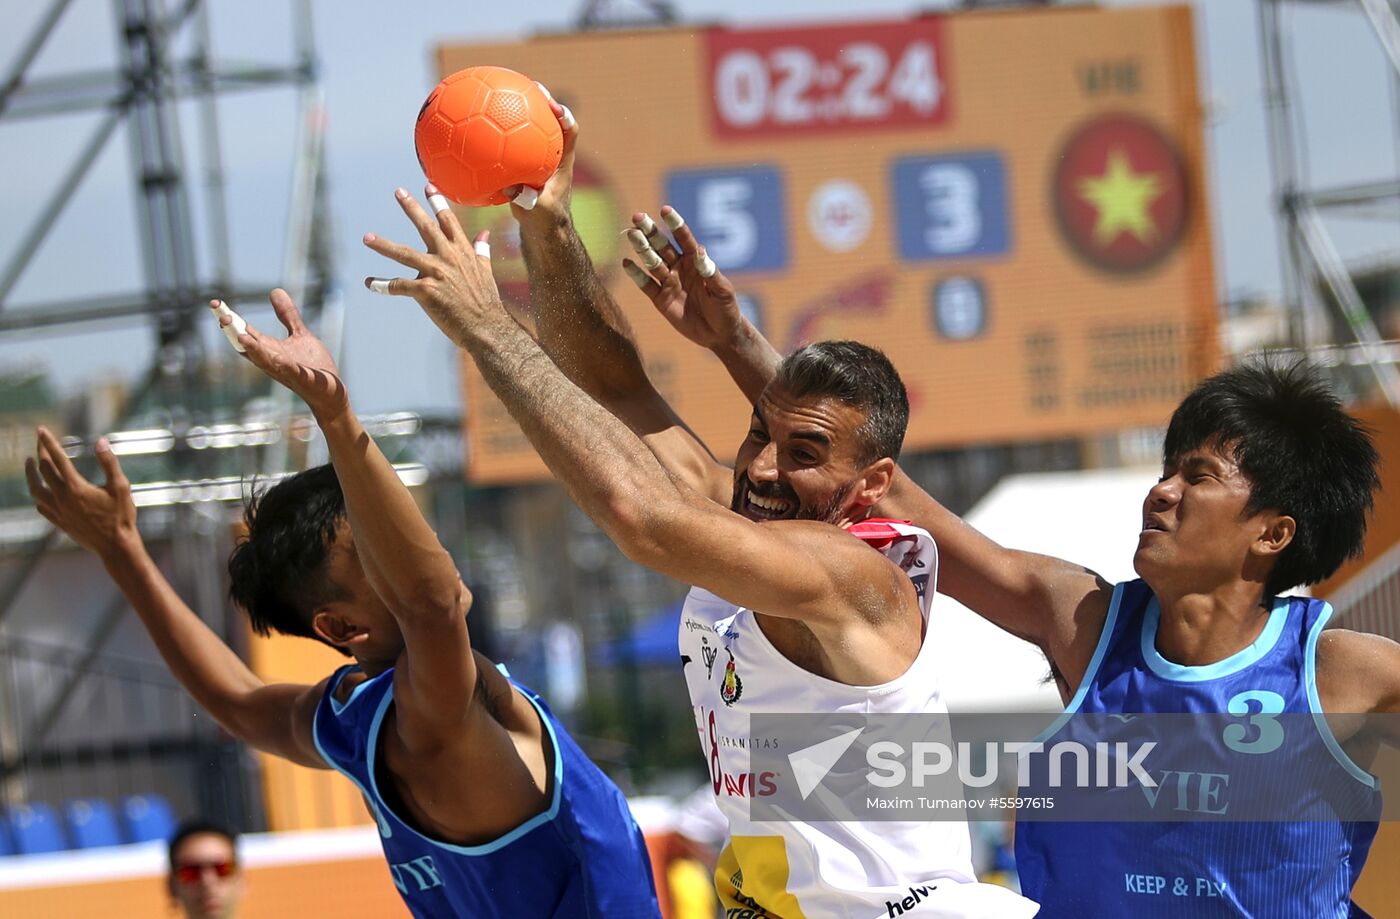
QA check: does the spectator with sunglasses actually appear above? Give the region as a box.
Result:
[168,820,245,919]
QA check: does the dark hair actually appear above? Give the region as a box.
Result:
[772,341,910,465]
[1162,361,1379,596]
[227,464,352,655]
[168,818,237,869]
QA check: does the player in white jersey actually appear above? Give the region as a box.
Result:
[362,98,1035,919]
[679,518,989,916]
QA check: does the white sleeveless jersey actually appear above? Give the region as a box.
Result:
[679,520,1038,919]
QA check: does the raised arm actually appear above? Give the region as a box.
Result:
[364,193,912,634]
[622,204,782,405]
[25,428,326,768]
[213,291,478,751]
[506,97,728,503]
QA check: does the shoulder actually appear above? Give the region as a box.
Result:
[1314,628,1400,714]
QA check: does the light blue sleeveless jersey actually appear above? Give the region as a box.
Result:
[313,664,661,918]
[1016,579,1381,918]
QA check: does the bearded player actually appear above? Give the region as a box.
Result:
[362,93,1036,916]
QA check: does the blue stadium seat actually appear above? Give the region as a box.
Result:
[6,803,66,854]
[120,794,177,844]
[65,798,124,849]
[0,819,13,856]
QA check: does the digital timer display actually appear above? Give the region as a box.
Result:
[706,21,948,137]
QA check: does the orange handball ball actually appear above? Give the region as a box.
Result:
[414,66,564,208]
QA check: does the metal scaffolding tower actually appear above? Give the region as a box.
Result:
[1259,0,1400,404]
[0,0,332,821]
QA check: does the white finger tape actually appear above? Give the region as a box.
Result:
[428,194,450,215]
[639,248,663,271]
[661,209,685,232]
[368,278,393,295]
[474,240,491,258]
[513,186,539,210]
[634,213,658,237]
[560,105,577,131]
[213,301,247,353]
[623,228,651,254]
[696,252,717,279]
[623,263,652,290]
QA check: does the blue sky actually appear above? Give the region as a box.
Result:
[1,0,1395,417]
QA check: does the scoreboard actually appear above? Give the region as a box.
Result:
[436,4,1217,484]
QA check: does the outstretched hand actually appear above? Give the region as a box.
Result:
[25,427,138,561]
[363,186,502,348]
[211,290,347,420]
[621,206,746,350]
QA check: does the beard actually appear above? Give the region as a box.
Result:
[731,476,858,525]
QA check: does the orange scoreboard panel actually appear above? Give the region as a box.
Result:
[438,4,1217,484]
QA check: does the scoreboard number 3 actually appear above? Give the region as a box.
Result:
[892,152,1011,261]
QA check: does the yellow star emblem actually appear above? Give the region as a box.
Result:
[1076,148,1163,246]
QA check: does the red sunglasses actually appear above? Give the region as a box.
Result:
[174,860,237,884]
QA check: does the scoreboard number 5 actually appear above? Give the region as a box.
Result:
[666,166,789,273]
[695,179,759,266]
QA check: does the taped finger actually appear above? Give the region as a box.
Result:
[367,278,395,295]
[512,186,539,210]
[634,212,674,257]
[428,194,451,215]
[623,228,664,271]
[474,239,491,259]
[559,105,577,131]
[661,208,686,233]
[623,263,653,291]
[211,300,248,353]
[695,249,717,279]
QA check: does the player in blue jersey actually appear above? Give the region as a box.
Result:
[618,228,1399,917]
[24,291,660,919]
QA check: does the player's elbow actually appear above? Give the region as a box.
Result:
[595,488,675,569]
[399,580,472,626]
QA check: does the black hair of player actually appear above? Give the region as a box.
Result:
[1163,361,1379,597]
[227,464,353,656]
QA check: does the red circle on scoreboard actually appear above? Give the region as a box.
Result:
[1052,113,1188,274]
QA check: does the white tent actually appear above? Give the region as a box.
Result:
[928,467,1162,713]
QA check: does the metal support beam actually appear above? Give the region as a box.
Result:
[0,282,324,333]
[0,103,129,308]
[1,63,315,122]
[1308,179,1400,209]
[0,0,78,116]
[1295,204,1400,402]
[1259,0,1314,350]
[1359,0,1400,78]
